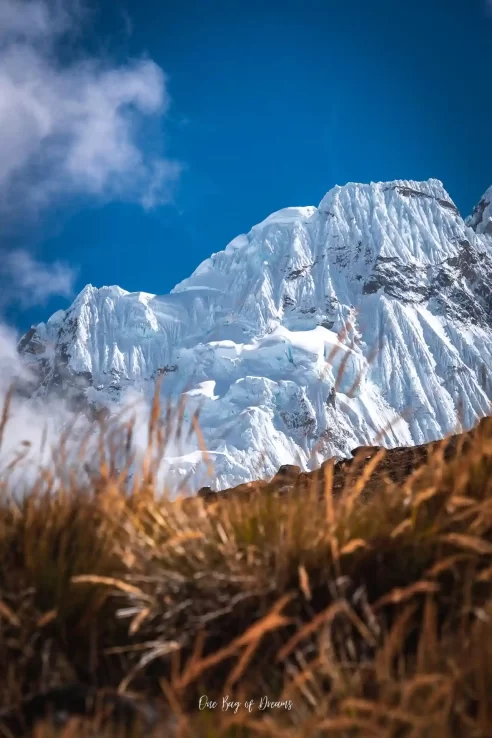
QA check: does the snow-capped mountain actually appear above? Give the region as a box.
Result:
[18,179,492,492]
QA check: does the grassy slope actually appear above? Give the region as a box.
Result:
[0,393,491,737]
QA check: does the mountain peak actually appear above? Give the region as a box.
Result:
[17,178,492,494]
[319,177,448,209]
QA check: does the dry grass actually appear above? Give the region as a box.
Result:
[0,386,491,737]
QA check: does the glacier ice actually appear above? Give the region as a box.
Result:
[18,179,492,493]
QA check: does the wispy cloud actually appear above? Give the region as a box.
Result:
[0,0,74,39]
[121,8,134,38]
[0,322,185,497]
[0,250,77,309]
[0,0,181,217]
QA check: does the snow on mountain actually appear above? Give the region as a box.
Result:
[467,186,492,235]
[18,179,492,492]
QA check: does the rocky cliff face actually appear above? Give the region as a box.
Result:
[18,179,492,492]
[467,186,492,236]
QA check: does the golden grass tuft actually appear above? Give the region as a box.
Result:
[0,386,491,737]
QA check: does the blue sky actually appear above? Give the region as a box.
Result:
[2,0,492,332]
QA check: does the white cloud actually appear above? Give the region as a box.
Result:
[1,250,77,309]
[0,323,82,482]
[0,0,68,39]
[0,0,180,215]
[0,322,185,497]
[0,323,130,494]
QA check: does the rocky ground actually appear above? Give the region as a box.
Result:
[198,418,488,504]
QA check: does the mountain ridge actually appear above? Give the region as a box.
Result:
[17,178,492,493]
